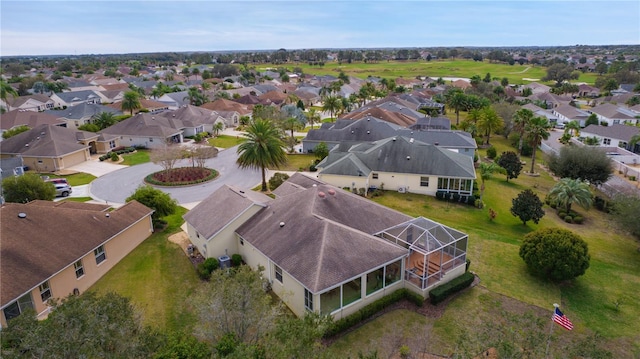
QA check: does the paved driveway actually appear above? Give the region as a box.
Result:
[89,145,261,207]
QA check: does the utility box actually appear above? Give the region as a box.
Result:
[218,255,231,269]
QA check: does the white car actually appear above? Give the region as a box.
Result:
[55,183,73,197]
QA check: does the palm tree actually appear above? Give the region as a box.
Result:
[478,162,505,200]
[212,122,224,136]
[307,108,321,129]
[476,107,503,146]
[1,80,18,110]
[322,95,341,121]
[512,108,534,156]
[236,120,287,192]
[121,90,142,115]
[184,87,208,106]
[628,133,640,153]
[92,112,117,130]
[549,178,593,213]
[525,116,552,174]
[563,120,580,137]
[447,91,467,126]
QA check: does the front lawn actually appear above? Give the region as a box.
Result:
[208,135,245,148]
[278,153,317,171]
[46,172,96,186]
[121,149,151,166]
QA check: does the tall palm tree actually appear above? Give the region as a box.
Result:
[476,107,503,146]
[447,91,467,126]
[121,90,142,115]
[236,120,287,192]
[307,108,321,129]
[322,95,341,121]
[212,122,224,136]
[525,116,552,174]
[563,120,581,137]
[1,80,19,107]
[512,108,534,156]
[549,178,593,213]
[92,112,117,130]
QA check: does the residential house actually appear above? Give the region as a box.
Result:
[50,90,107,108]
[183,174,469,319]
[521,82,551,95]
[303,116,476,158]
[107,98,169,115]
[201,98,252,126]
[99,89,125,104]
[45,103,122,128]
[159,105,225,135]
[258,90,288,106]
[552,104,591,127]
[528,92,572,109]
[99,112,184,148]
[0,200,154,327]
[451,79,471,90]
[0,124,98,171]
[156,91,190,110]
[578,84,600,98]
[7,94,55,112]
[581,124,640,153]
[0,109,66,141]
[316,136,476,195]
[588,103,638,126]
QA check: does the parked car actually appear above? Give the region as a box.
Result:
[45,177,70,186]
[55,183,73,197]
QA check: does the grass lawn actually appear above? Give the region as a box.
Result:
[121,149,150,166]
[89,207,201,332]
[59,197,92,203]
[46,172,96,186]
[278,153,317,171]
[208,135,245,148]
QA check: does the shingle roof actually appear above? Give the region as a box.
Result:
[183,185,271,239]
[581,124,640,142]
[590,103,636,120]
[0,124,93,157]
[1,201,153,306]
[99,112,183,138]
[236,182,409,292]
[53,90,104,104]
[45,103,121,120]
[0,109,66,131]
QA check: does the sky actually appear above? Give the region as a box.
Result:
[1,0,639,56]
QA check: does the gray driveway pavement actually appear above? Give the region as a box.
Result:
[89,145,260,207]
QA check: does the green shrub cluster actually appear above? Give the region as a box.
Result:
[197,258,219,280]
[428,272,475,305]
[594,196,610,213]
[231,254,243,266]
[486,145,497,159]
[435,191,477,207]
[99,147,136,161]
[323,288,423,338]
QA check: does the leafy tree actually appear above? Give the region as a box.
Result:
[77,123,100,132]
[625,96,640,106]
[510,189,545,225]
[500,77,509,87]
[497,151,523,182]
[547,146,613,186]
[525,116,551,174]
[519,228,590,281]
[314,141,329,161]
[610,194,640,238]
[548,178,593,213]
[585,113,599,127]
[2,173,56,202]
[602,78,619,92]
[563,120,580,137]
[1,79,19,104]
[2,125,30,139]
[126,185,178,224]
[236,119,287,192]
[542,63,580,86]
[122,90,142,115]
[268,172,290,191]
[483,72,491,83]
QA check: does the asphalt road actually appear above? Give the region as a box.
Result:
[89,145,261,207]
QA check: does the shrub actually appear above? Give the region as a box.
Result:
[466,194,477,206]
[475,199,484,209]
[558,211,567,218]
[309,164,317,172]
[573,216,584,224]
[486,145,497,159]
[435,191,446,200]
[594,196,610,213]
[231,254,242,266]
[110,152,119,161]
[519,228,590,281]
[452,193,461,202]
[630,176,637,181]
[197,258,219,280]
[564,215,573,223]
[429,272,475,304]
[268,172,290,191]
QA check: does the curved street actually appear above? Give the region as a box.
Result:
[88,145,261,207]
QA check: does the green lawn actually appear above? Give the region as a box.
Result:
[278,153,317,171]
[121,149,151,166]
[45,172,96,186]
[208,135,245,148]
[294,59,598,86]
[59,197,92,203]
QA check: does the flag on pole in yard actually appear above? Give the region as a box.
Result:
[552,307,574,331]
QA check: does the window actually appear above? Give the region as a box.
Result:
[239,238,244,246]
[3,294,34,321]
[39,281,52,302]
[619,141,627,148]
[603,138,611,145]
[74,260,84,278]
[420,176,429,187]
[372,173,379,179]
[109,140,116,149]
[274,265,283,283]
[304,289,313,311]
[94,245,106,265]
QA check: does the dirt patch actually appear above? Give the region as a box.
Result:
[168,231,204,267]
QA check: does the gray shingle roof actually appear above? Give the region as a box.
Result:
[582,124,640,142]
[0,109,66,131]
[0,124,93,157]
[45,103,121,120]
[99,112,183,138]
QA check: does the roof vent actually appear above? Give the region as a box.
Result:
[392,137,396,141]
[318,191,326,198]
[105,213,110,218]
[312,184,317,187]
[351,130,354,134]
[25,144,29,147]
[409,138,414,143]
[407,156,411,160]
[18,212,27,219]
[279,221,285,228]
[239,190,245,194]
[367,131,370,134]
[434,142,439,146]
[327,189,336,196]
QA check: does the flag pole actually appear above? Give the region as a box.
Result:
[545,303,559,359]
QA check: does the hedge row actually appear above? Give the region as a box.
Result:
[323,288,424,338]
[428,272,475,305]
[435,191,477,207]
[99,147,136,161]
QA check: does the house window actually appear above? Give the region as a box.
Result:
[39,281,52,303]
[304,289,313,311]
[94,245,106,265]
[619,142,627,148]
[74,260,84,278]
[274,265,283,283]
[109,141,116,149]
[420,176,429,187]
[3,294,34,322]
[603,138,611,145]
[372,173,379,179]
[149,138,154,142]
[240,238,244,246]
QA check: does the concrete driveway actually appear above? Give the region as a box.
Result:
[89,145,261,207]
[65,158,128,177]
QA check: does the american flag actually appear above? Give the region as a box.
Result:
[552,307,574,331]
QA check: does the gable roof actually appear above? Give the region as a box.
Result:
[581,124,640,142]
[589,103,636,120]
[52,90,104,104]
[318,136,476,179]
[183,185,271,239]
[1,200,153,307]
[99,112,183,138]
[236,182,409,292]
[45,103,122,120]
[0,109,66,131]
[0,124,93,157]
[201,98,252,116]
[8,94,53,108]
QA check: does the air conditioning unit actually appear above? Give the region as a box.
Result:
[398,186,407,193]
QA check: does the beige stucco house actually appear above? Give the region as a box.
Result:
[0,200,154,327]
[183,174,469,319]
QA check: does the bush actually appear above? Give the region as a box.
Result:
[466,194,477,206]
[486,145,497,159]
[429,272,475,305]
[197,258,219,280]
[309,164,317,172]
[630,176,637,181]
[231,254,242,266]
[519,228,590,281]
[110,152,119,161]
[573,216,584,224]
[594,196,609,212]
[452,193,461,202]
[268,172,290,191]
[564,215,573,223]
[435,191,446,200]
[558,211,567,218]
